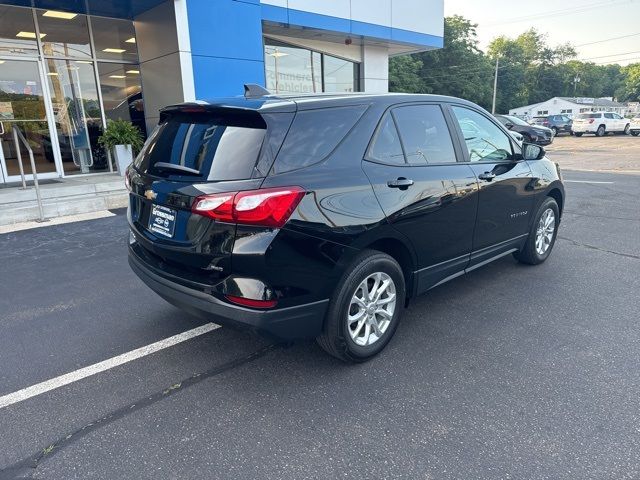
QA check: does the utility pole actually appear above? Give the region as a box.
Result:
[492,56,499,114]
[573,75,581,97]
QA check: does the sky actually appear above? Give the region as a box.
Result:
[443,0,640,65]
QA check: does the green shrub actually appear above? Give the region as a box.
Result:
[98,119,144,154]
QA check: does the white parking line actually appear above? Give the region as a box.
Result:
[0,323,220,410]
[0,210,116,234]
[564,180,614,184]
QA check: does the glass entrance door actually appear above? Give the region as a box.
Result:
[0,58,60,183]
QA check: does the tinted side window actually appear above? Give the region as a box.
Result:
[451,106,513,162]
[392,105,457,164]
[604,113,614,119]
[368,113,404,165]
[273,105,367,174]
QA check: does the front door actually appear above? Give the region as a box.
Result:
[362,104,479,293]
[0,57,60,183]
[449,105,536,267]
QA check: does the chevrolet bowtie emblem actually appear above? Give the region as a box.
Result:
[144,189,157,201]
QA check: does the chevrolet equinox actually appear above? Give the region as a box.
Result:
[127,87,565,362]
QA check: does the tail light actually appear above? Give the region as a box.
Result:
[192,186,305,228]
[124,167,132,191]
[225,295,277,309]
[588,119,595,124]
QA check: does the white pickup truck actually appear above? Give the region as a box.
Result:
[572,112,630,137]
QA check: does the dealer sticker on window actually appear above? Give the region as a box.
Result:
[148,204,177,238]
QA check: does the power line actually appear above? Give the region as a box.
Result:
[575,32,640,47]
[578,49,640,61]
[485,0,632,26]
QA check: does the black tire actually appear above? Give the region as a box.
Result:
[632,131,640,137]
[316,250,406,362]
[551,127,558,137]
[574,132,583,137]
[624,124,631,135]
[513,197,560,265]
[596,125,605,137]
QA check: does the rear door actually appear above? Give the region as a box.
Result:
[128,106,293,282]
[448,105,536,267]
[362,103,478,292]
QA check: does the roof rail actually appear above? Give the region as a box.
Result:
[244,83,270,99]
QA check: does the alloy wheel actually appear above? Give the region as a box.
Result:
[347,272,396,346]
[535,208,556,255]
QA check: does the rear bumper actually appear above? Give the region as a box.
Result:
[128,246,328,341]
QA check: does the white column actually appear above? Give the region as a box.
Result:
[359,44,389,93]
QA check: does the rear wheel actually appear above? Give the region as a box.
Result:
[596,125,606,137]
[513,197,559,265]
[551,126,558,137]
[624,124,631,135]
[316,250,405,362]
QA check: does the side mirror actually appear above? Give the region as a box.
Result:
[522,142,545,160]
[505,122,514,129]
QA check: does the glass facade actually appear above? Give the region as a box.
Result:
[0,5,144,182]
[264,39,359,94]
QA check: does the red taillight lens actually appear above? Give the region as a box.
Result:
[192,186,305,228]
[225,295,277,309]
[588,119,595,124]
[124,168,131,191]
[192,193,235,222]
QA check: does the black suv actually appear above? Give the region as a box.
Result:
[531,115,573,136]
[127,89,565,362]
[495,114,554,145]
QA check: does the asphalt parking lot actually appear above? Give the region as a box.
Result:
[1,143,639,478]
[546,133,640,173]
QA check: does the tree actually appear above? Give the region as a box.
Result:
[389,16,494,109]
[389,55,425,93]
[618,64,640,102]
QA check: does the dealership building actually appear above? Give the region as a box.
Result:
[0,0,444,188]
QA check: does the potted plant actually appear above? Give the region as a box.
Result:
[98,119,144,176]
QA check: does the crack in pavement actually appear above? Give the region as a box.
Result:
[558,236,640,261]
[0,344,279,480]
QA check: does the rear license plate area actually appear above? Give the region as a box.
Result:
[148,204,177,238]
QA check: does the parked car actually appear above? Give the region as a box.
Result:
[127,88,565,362]
[494,114,554,145]
[572,112,630,136]
[508,130,524,144]
[531,115,573,136]
[630,116,640,136]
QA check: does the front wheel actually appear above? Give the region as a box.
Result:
[574,132,583,137]
[513,197,560,265]
[632,131,640,137]
[316,250,405,362]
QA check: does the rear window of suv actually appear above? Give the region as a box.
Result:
[272,105,368,174]
[134,110,267,181]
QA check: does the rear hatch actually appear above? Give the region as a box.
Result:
[128,102,295,285]
[531,116,549,126]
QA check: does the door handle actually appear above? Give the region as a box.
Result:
[387,178,414,189]
[478,172,496,181]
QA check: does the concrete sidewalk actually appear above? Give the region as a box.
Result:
[0,174,127,226]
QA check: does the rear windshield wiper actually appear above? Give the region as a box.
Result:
[153,162,201,175]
